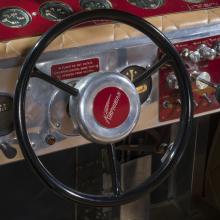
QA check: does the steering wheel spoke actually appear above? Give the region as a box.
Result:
[107,144,122,196]
[134,54,171,86]
[32,68,79,96]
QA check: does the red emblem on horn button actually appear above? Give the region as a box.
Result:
[93,87,130,129]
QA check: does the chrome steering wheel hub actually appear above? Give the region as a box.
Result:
[69,72,141,144]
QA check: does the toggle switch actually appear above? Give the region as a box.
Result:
[166,74,179,89]
[193,99,198,108]
[202,93,212,104]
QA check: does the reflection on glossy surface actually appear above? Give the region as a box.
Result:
[183,0,205,3]
[39,2,73,21]
[127,0,164,9]
[80,0,112,10]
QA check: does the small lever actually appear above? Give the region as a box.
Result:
[0,142,17,159]
[196,77,220,104]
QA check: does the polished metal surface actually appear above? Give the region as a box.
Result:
[69,72,140,143]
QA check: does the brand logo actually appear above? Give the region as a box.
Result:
[103,91,121,125]
[93,87,130,129]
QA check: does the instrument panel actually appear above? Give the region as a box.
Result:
[0,0,220,41]
[0,2,220,165]
[159,35,220,122]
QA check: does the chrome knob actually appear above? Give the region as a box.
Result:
[198,44,216,60]
[181,48,190,58]
[166,74,179,89]
[191,71,211,90]
[188,50,201,63]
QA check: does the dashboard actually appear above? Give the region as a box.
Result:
[1,0,220,165]
[0,0,220,41]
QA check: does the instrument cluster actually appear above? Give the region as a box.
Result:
[0,0,220,41]
[159,35,220,122]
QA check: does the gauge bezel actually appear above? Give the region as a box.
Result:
[0,7,32,28]
[39,1,73,22]
[127,0,165,9]
[183,0,205,3]
[80,0,113,10]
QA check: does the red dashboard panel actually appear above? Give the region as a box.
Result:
[159,35,220,122]
[0,0,220,41]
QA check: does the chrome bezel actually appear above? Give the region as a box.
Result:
[39,1,73,21]
[0,7,32,28]
[127,0,164,9]
[69,72,141,144]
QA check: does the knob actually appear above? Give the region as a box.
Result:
[213,41,220,56]
[193,71,211,90]
[162,100,172,109]
[181,48,190,58]
[192,74,220,104]
[0,142,17,159]
[198,44,216,60]
[188,50,201,63]
[166,74,179,89]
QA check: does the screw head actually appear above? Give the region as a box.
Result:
[45,135,56,145]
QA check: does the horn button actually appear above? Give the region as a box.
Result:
[69,72,141,144]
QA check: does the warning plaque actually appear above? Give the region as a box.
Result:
[51,58,100,81]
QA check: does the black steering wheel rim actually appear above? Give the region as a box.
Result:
[14,9,193,206]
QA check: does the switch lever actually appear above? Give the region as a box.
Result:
[0,142,17,159]
[196,77,220,104]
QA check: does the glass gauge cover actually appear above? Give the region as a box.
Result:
[80,0,112,10]
[128,0,164,9]
[0,8,31,28]
[40,2,73,21]
[183,0,205,3]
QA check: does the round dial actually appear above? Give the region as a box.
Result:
[0,8,31,28]
[40,2,73,21]
[80,0,112,10]
[127,0,164,9]
[121,65,152,104]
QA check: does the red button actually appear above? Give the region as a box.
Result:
[93,87,130,128]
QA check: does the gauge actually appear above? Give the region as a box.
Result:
[0,8,31,28]
[80,0,112,10]
[121,65,152,104]
[183,0,205,3]
[39,2,73,21]
[128,0,164,9]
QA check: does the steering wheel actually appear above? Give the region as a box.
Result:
[14,9,193,206]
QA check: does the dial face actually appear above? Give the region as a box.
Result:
[40,2,73,21]
[121,65,152,104]
[80,0,112,10]
[0,8,31,28]
[127,0,164,9]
